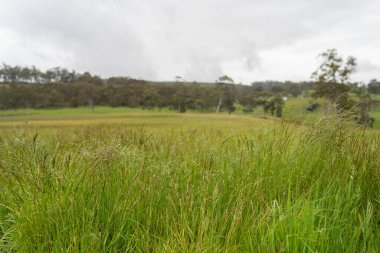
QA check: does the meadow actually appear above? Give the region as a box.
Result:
[0,107,380,252]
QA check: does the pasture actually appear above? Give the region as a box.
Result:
[0,108,380,252]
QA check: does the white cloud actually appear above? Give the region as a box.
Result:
[0,0,379,82]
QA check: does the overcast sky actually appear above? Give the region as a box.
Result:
[0,0,379,83]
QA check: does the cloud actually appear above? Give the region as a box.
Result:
[359,60,380,72]
[0,0,156,78]
[0,0,379,82]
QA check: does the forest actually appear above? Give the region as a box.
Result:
[1,49,379,126]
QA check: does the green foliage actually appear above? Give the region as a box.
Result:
[310,49,378,127]
[0,112,379,252]
[0,64,323,115]
[217,75,234,84]
[368,79,380,94]
[312,49,357,111]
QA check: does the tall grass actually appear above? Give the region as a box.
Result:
[0,117,379,252]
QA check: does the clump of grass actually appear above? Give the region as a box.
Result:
[0,115,379,252]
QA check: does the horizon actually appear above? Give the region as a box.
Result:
[0,63,375,85]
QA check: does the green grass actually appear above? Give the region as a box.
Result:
[0,109,380,252]
[0,108,265,134]
[282,96,380,129]
[371,111,380,129]
[0,107,170,121]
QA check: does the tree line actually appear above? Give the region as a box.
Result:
[0,76,290,117]
[0,49,379,126]
[0,65,307,117]
[0,64,103,84]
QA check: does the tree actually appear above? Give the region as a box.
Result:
[217,75,234,84]
[262,95,284,117]
[79,83,98,111]
[20,67,31,82]
[175,76,184,83]
[284,82,302,97]
[215,75,235,113]
[368,79,380,94]
[311,49,357,114]
[30,66,41,83]
[273,95,284,117]
[357,92,375,127]
[173,76,188,112]
[0,85,12,109]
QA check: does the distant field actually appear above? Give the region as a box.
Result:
[1,108,379,252]
[1,99,379,129]
[0,107,270,134]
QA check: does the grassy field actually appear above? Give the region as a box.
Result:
[371,111,380,129]
[0,108,380,252]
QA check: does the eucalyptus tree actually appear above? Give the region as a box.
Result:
[173,76,188,112]
[311,49,357,114]
[215,75,235,113]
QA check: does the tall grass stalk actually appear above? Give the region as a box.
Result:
[0,118,379,252]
